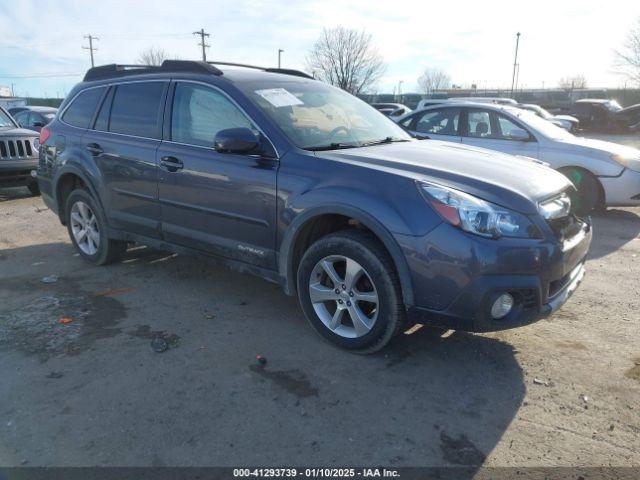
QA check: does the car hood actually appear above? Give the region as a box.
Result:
[318,140,572,214]
[0,127,38,138]
[556,136,640,159]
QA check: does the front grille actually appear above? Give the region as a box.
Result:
[0,138,35,159]
[547,214,583,243]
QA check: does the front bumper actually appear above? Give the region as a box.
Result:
[0,159,39,187]
[397,218,592,333]
[599,168,640,206]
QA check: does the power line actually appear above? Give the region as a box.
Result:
[192,28,210,61]
[82,34,99,67]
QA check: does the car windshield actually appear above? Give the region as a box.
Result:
[605,100,622,112]
[239,80,411,150]
[511,109,574,140]
[0,110,15,128]
[43,113,56,121]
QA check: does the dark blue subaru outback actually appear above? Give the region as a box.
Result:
[37,61,591,353]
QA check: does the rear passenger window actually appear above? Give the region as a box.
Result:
[62,87,105,128]
[109,82,165,139]
[171,83,254,147]
[466,110,492,137]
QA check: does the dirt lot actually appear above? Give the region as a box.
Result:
[0,185,639,468]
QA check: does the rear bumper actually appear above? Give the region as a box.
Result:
[0,159,38,187]
[398,219,592,333]
[599,168,640,206]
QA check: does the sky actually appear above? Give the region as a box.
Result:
[1,0,639,98]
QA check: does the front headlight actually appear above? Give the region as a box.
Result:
[419,182,538,239]
[611,153,640,173]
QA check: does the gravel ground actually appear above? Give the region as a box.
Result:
[0,184,639,468]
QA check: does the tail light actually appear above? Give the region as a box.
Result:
[39,126,51,146]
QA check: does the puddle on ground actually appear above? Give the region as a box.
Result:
[249,365,319,398]
[0,279,126,361]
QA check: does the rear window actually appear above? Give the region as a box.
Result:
[109,82,165,139]
[62,87,105,128]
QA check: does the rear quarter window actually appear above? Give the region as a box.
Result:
[62,87,106,128]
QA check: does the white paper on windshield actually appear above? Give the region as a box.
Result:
[255,88,304,107]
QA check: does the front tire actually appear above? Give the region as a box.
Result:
[297,230,405,354]
[560,168,602,215]
[65,189,126,265]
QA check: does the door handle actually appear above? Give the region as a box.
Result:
[160,156,183,172]
[86,143,103,155]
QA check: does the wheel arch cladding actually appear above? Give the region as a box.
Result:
[279,205,415,307]
[54,167,102,225]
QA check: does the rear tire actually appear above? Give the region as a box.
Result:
[560,168,602,215]
[297,230,405,354]
[65,189,126,265]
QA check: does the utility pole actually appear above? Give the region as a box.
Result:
[82,34,99,67]
[510,32,521,96]
[278,49,284,69]
[193,28,210,61]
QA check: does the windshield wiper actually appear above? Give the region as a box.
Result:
[359,137,410,147]
[303,142,360,151]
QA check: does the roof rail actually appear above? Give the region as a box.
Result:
[83,60,313,82]
[83,60,222,81]
[206,61,314,79]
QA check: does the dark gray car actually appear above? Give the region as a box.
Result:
[37,61,592,352]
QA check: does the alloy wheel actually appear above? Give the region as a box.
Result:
[70,201,100,256]
[308,255,379,338]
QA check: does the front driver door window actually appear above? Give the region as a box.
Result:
[157,82,278,268]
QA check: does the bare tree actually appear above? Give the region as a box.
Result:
[307,27,386,95]
[615,18,640,86]
[558,74,588,90]
[137,47,170,66]
[417,68,451,94]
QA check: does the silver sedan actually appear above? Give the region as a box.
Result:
[395,102,640,212]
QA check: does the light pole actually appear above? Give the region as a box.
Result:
[278,49,284,69]
[510,32,521,96]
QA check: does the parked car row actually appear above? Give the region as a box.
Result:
[395,102,640,213]
[568,99,640,132]
[10,106,57,133]
[32,60,595,353]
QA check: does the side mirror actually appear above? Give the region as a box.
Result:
[507,128,530,141]
[214,128,259,154]
[33,121,45,128]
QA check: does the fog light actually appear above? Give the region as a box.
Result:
[491,293,514,319]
